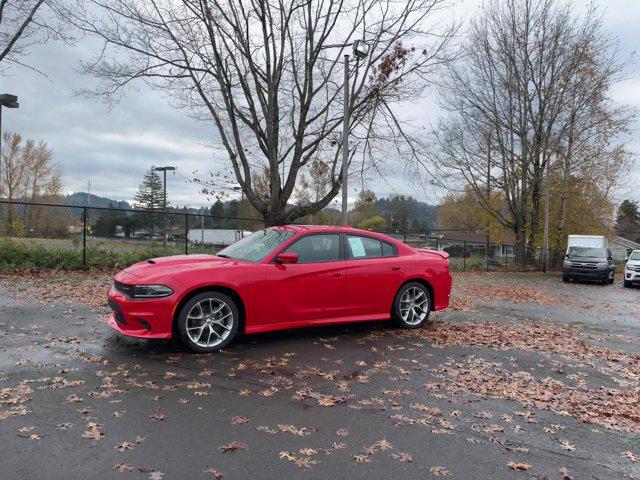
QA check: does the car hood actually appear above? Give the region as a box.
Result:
[627,260,640,268]
[121,254,236,280]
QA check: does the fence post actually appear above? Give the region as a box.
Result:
[184,213,189,255]
[436,239,439,251]
[504,245,507,271]
[403,232,407,244]
[485,234,490,272]
[463,241,466,271]
[82,207,87,268]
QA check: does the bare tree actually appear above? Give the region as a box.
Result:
[61,0,456,225]
[430,0,632,264]
[0,0,68,73]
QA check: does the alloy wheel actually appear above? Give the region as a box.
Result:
[185,298,234,348]
[399,286,429,326]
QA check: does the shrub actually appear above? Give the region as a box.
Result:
[0,239,175,270]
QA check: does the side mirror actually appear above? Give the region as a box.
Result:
[276,252,298,264]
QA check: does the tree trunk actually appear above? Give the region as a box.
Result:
[514,219,527,268]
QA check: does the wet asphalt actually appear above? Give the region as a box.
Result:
[0,273,639,480]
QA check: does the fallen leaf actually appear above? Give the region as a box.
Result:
[429,466,452,477]
[507,461,531,471]
[219,441,246,453]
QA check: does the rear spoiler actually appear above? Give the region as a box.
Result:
[416,248,449,260]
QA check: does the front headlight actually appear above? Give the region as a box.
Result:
[563,260,571,267]
[596,262,607,269]
[131,285,173,298]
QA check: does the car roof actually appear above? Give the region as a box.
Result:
[275,224,389,236]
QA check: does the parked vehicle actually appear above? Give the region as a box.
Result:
[187,229,248,246]
[563,245,615,284]
[624,250,640,288]
[567,235,608,250]
[107,225,452,352]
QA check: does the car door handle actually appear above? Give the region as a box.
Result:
[391,267,401,271]
[332,272,344,278]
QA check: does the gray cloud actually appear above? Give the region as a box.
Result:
[1,0,638,209]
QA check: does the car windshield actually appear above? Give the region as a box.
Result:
[568,247,606,259]
[216,228,295,262]
[629,251,640,261]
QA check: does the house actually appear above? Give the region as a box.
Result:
[609,236,640,261]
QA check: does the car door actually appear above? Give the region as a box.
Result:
[343,234,404,318]
[264,233,346,324]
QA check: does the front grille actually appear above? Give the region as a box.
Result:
[571,262,597,270]
[114,280,135,298]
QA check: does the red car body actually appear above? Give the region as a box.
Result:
[107,225,451,340]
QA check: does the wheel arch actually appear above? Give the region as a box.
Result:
[172,285,247,337]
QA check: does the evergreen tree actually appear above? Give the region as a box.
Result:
[615,199,640,241]
[134,167,164,210]
[210,199,225,228]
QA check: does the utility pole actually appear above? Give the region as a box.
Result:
[542,159,551,273]
[485,132,491,268]
[154,166,176,245]
[341,53,350,226]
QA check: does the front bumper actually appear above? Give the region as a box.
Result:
[106,286,175,339]
[625,269,640,284]
[563,267,607,280]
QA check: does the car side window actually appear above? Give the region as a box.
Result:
[346,235,396,259]
[285,234,341,263]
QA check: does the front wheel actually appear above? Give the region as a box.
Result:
[177,291,239,353]
[392,282,431,329]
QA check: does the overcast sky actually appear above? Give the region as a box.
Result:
[1,0,639,208]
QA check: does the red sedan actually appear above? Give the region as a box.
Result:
[107,225,451,352]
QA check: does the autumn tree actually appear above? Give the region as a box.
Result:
[430,0,632,265]
[0,132,63,234]
[349,189,378,227]
[61,0,456,225]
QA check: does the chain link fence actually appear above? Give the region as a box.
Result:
[0,199,561,270]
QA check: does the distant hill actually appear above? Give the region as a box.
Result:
[64,192,132,210]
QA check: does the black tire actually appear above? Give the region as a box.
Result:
[177,291,239,353]
[608,274,614,284]
[392,282,431,329]
[624,280,631,288]
[562,276,569,283]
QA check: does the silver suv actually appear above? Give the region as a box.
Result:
[624,250,640,288]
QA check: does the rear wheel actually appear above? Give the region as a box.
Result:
[392,282,431,329]
[177,291,239,353]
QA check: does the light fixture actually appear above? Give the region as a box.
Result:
[352,40,370,59]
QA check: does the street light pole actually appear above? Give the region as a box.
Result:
[341,53,350,226]
[340,40,370,226]
[0,94,20,188]
[154,166,176,245]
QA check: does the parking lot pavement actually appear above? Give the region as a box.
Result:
[1,271,639,479]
